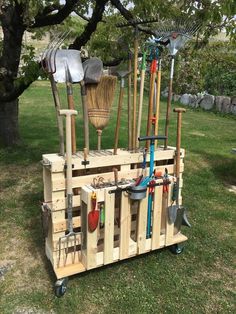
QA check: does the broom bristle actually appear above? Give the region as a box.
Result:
[86,75,117,130]
[96,76,117,110]
[86,84,97,110]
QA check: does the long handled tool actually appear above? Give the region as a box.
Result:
[168,108,190,231]
[127,52,132,150]
[64,61,77,154]
[136,48,147,149]
[138,135,167,238]
[146,48,158,149]
[41,33,69,156]
[114,70,130,155]
[58,109,82,266]
[132,27,139,150]
[153,19,201,149]
[154,57,162,150]
[53,49,85,151]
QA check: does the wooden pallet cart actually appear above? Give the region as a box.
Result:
[42,147,188,296]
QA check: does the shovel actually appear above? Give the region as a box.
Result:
[168,108,191,231]
[53,49,91,152]
[88,192,99,232]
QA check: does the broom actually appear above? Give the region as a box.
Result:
[87,75,117,150]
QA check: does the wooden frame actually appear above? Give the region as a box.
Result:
[42,148,187,279]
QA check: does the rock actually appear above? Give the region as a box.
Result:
[189,95,198,107]
[180,94,191,105]
[221,97,231,113]
[231,105,236,115]
[231,96,236,106]
[215,96,224,112]
[173,94,181,102]
[161,87,168,98]
[199,94,215,110]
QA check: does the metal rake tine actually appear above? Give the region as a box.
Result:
[48,31,71,73]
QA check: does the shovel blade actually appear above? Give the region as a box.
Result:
[168,204,178,224]
[53,49,84,83]
[174,206,191,234]
[83,57,103,84]
[88,210,99,232]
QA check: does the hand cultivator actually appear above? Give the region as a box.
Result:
[41,16,197,297]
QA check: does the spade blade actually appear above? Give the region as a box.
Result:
[168,204,178,224]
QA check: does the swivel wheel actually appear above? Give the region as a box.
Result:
[54,277,68,297]
[169,243,184,255]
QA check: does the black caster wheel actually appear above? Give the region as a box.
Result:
[54,277,68,297]
[169,243,184,255]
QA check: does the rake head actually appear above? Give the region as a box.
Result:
[153,18,201,55]
[41,31,70,74]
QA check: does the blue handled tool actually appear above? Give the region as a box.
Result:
[138,135,166,238]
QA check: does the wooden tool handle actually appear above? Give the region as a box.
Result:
[174,108,186,178]
[83,147,88,160]
[132,36,138,150]
[59,109,78,195]
[113,167,118,185]
[59,109,78,116]
[80,80,90,153]
[49,74,65,156]
[114,85,124,155]
[173,108,186,113]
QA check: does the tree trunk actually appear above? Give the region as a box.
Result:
[0,99,20,146]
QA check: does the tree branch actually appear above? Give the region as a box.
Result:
[110,0,156,36]
[32,0,80,28]
[70,0,109,50]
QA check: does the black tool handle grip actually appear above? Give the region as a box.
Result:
[138,135,167,142]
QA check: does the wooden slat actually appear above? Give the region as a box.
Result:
[50,163,183,192]
[42,148,185,173]
[52,216,81,233]
[137,196,148,254]
[119,192,131,260]
[104,190,115,264]
[151,184,163,250]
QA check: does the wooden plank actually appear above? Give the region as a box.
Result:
[119,191,131,260]
[52,216,81,233]
[137,196,148,254]
[165,180,175,246]
[54,262,86,279]
[42,148,184,173]
[104,190,115,264]
[151,184,163,250]
[43,167,52,202]
[50,163,184,192]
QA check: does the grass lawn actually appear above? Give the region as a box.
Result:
[0,81,235,313]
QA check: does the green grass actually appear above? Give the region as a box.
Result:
[0,81,235,313]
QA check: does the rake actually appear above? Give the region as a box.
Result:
[153,18,201,149]
[41,31,70,155]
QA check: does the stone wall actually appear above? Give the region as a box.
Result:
[162,90,236,115]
